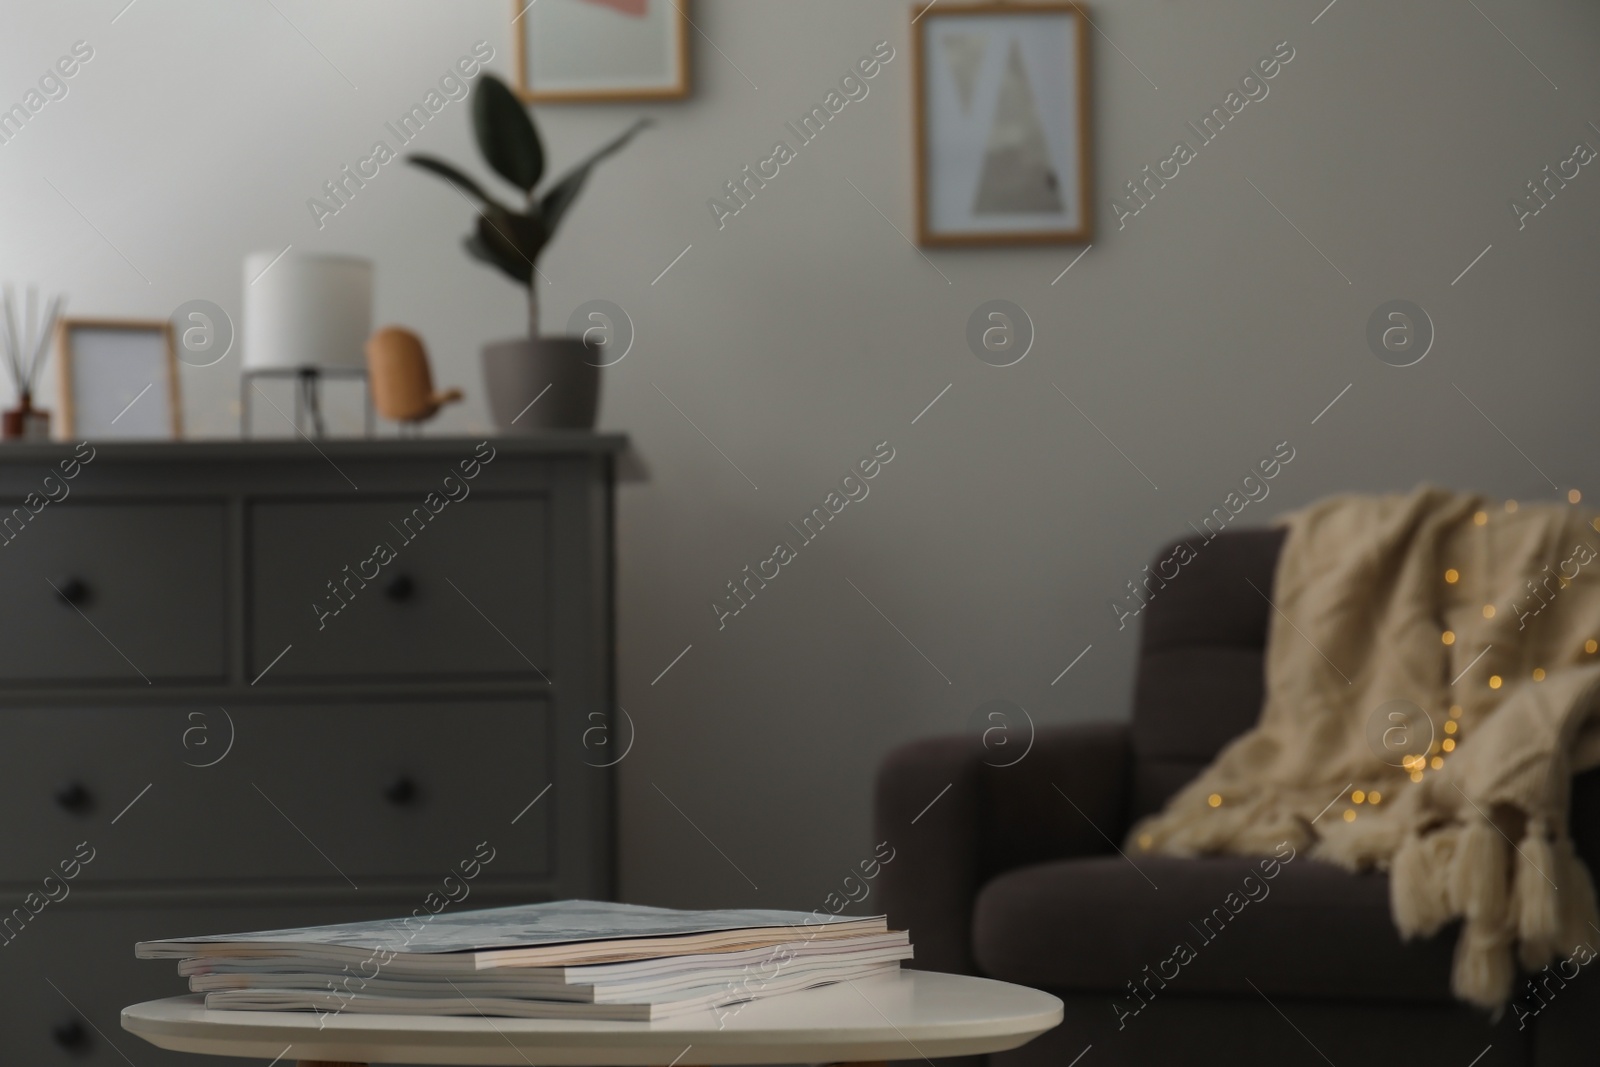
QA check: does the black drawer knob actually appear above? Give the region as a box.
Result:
[54,578,89,607]
[52,1018,88,1050]
[55,782,93,814]
[384,776,419,806]
[384,573,415,602]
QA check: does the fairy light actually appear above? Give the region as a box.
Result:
[1483,605,1497,619]
[1569,489,1582,504]
[1533,667,1546,681]
[1445,568,1460,584]
[1207,793,1222,808]
[1443,738,1456,752]
[1476,511,1489,526]
[1489,675,1503,689]
[1442,631,1456,646]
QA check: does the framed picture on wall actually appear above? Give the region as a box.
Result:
[912,2,1093,246]
[55,318,182,439]
[514,0,691,102]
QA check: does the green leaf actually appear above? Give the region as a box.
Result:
[470,207,547,286]
[473,74,544,193]
[406,154,516,215]
[463,234,531,287]
[539,118,652,238]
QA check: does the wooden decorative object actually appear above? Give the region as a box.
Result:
[365,326,462,429]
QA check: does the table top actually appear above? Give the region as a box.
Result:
[121,970,1062,1065]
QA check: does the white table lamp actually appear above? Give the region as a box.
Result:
[243,252,371,370]
[241,252,373,436]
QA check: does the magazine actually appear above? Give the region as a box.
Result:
[202,961,903,1021]
[189,940,914,1002]
[137,900,887,970]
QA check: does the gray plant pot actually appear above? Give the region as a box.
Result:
[482,337,600,432]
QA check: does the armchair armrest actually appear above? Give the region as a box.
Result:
[874,722,1131,976]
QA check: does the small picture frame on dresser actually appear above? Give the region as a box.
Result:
[55,317,182,439]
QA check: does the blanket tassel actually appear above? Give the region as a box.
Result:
[1514,823,1560,968]
[1451,817,1513,1010]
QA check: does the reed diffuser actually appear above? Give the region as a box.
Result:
[2,286,61,441]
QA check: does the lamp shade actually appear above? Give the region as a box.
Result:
[242,252,372,371]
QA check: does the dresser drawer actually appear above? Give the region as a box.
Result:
[248,496,550,681]
[0,702,553,885]
[0,502,226,683]
[4,897,532,1067]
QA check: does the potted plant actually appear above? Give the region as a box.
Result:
[408,75,649,431]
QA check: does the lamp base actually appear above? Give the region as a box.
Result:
[240,367,373,439]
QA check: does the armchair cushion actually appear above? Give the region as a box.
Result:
[972,853,1459,1004]
[876,723,1131,976]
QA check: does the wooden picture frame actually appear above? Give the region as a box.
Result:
[912,1,1093,246]
[514,0,691,103]
[55,318,182,439]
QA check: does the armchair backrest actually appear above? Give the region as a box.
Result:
[1128,526,1286,820]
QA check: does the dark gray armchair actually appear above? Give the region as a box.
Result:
[876,527,1600,1067]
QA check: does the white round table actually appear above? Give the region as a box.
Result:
[122,970,1061,1066]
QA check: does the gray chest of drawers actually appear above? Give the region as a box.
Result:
[0,434,624,1066]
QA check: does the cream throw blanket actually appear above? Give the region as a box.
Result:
[1129,487,1600,1011]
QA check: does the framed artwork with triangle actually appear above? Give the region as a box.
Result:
[912,2,1093,245]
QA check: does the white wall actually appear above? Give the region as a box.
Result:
[4,0,1600,909]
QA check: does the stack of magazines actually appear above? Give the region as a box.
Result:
[135,900,912,1021]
